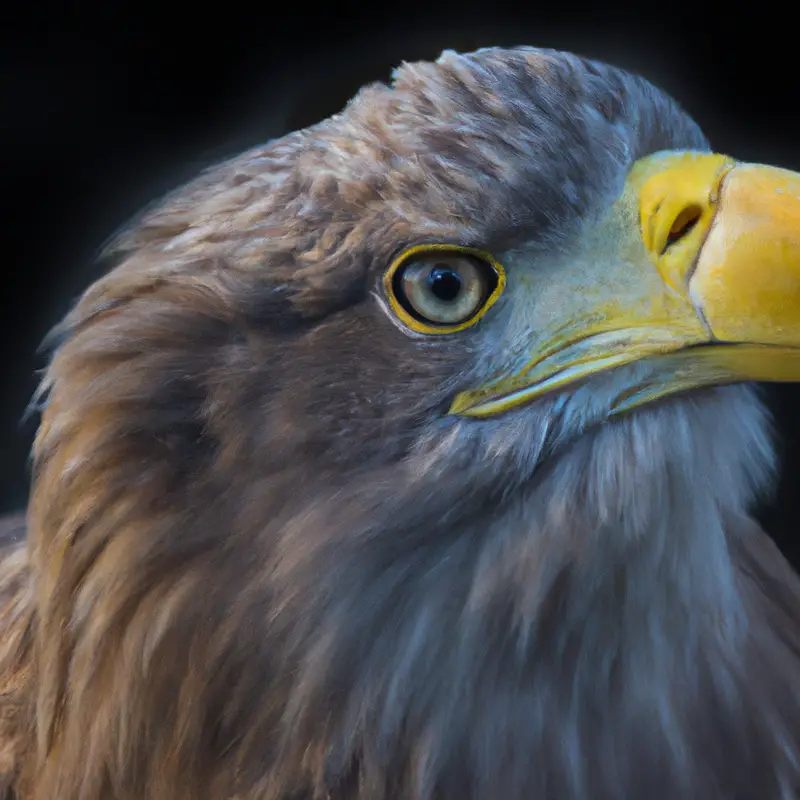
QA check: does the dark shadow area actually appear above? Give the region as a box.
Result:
[2,7,799,564]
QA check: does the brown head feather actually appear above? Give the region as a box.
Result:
[1,46,799,799]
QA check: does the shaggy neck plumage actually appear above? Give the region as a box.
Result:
[26,358,800,799]
[265,385,799,799]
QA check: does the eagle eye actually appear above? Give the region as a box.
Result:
[384,245,506,334]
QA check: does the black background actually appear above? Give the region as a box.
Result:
[2,4,799,565]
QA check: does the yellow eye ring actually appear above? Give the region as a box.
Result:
[383,244,507,335]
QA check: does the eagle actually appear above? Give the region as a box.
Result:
[2,45,800,800]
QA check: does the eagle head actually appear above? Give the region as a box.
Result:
[16,47,800,799]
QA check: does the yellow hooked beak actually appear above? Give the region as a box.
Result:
[450,151,800,418]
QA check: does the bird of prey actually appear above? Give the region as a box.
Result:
[2,45,800,800]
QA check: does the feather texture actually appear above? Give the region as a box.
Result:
[0,46,798,799]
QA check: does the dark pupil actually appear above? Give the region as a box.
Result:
[427,266,462,302]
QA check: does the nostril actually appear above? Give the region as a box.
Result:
[662,204,703,254]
